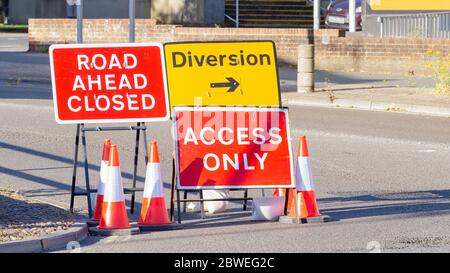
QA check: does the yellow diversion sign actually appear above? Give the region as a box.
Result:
[369,0,450,10]
[164,41,281,108]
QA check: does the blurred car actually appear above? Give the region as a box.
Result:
[325,0,362,30]
[306,0,334,16]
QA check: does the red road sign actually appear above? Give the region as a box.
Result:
[173,107,295,189]
[49,43,169,124]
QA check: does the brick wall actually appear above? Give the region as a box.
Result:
[29,19,450,76]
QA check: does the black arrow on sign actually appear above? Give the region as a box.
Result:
[210,77,240,92]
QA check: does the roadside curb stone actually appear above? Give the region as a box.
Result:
[0,223,88,253]
[0,238,42,253]
[283,94,450,118]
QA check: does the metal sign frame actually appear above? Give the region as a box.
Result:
[49,42,170,124]
[69,0,148,217]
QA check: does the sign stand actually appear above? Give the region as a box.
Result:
[69,123,148,218]
[163,41,282,223]
[169,107,299,224]
[67,0,156,218]
[173,189,253,224]
[181,190,249,213]
[168,158,251,223]
[168,159,298,224]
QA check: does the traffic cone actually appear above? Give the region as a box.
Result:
[273,188,285,197]
[139,141,180,231]
[279,136,330,224]
[273,187,293,215]
[88,138,111,227]
[89,144,139,236]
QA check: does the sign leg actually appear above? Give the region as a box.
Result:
[170,157,176,222]
[80,124,93,218]
[69,124,81,213]
[243,189,248,211]
[130,122,141,214]
[284,188,290,215]
[176,189,182,224]
[142,122,149,164]
[183,191,188,212]
[199,190,205,219]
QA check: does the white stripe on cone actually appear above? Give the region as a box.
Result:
[277,188,285,196]
[97,160,108,195]
[103,166,125,202]
[296,157,315,191]
[143,163,164,198]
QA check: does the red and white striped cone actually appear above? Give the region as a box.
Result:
[88,138,111,227]
[273,188,285,197]
[291,135,320,218]
[139,141,180,231]
[279,136,330,224]
[89,144,139,236]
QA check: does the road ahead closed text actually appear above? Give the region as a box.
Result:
[174,107,295,189]
[49,43,169,124]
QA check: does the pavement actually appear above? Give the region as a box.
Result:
[0,33,449,253]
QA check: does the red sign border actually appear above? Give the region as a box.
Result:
[49,42,170,124]
[173,106,296,190]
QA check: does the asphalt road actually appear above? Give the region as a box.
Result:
[0,78,449,252]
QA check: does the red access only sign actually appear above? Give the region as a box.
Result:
[49,43,169,124]
[174,107,295,190]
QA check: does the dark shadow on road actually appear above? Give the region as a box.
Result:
[319,189,450,221]
[0,52,50,65]
[0,82,52,100]
[322,201,450,221]
[320,190,450,203]
[15,166,73,172]
[0,141,173,198]
[46,188,450,252]
[0,141,146,183]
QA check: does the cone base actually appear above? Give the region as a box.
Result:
[138,223,182,232]
[88,226,140,236]
[279,214,331,224]
[86,219,100,228]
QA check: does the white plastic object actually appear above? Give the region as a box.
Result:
[203,190,229,214]
[251,196,286,221]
